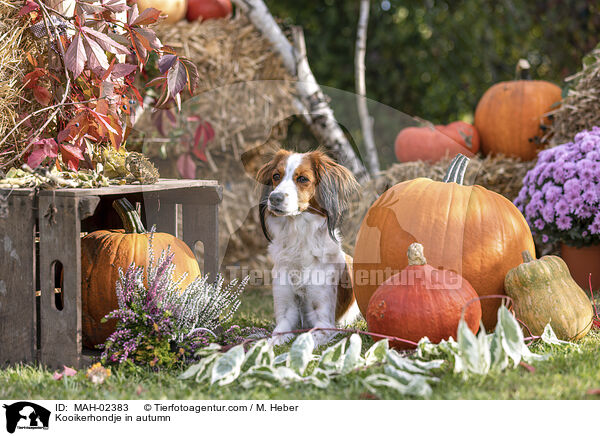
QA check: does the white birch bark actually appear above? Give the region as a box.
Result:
[232,0,370,183]
[355,0,380,176]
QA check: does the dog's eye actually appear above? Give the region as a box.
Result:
[273,173,280,181]
[297,176,309,183]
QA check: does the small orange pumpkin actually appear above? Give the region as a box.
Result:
[474,63,561,160]
[367,243,481,349]
[394,121,478,163]
[81,198,201,347]
[353,154,535,330]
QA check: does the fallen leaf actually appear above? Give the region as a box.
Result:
[518,361,535,373]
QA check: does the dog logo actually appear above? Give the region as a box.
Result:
[2,402,50,433]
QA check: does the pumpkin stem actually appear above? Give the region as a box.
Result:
[112,198,147,234]
[407,243,427,266]
[515,58,531,80]
[442,153,470,185]
[521,250,535,263]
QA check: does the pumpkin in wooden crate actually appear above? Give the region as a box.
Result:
[81,198,201,347]
[474,61,561,160]
[353,154,535,330]
[394,121,479,163]
[367,243,481,349]
[137,0,188,24]
[505,251,594,340]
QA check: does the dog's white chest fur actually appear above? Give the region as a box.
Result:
[267,213,344,275]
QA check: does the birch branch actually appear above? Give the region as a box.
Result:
[355,0,380,176]
[232,0,370,183]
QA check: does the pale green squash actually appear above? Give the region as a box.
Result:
[505,250,594,341]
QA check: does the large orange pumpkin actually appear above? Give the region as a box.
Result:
[394,121,479,163]
[353,154,535,330]
[81,198,201,347]
[474,77,561,160]
[367,243,481,349]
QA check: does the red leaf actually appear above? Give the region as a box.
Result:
[82,33,110,72]
[111,63,137,79]
[145,76,166,88]
[103,0,129,13]
[82,26,130,55]
[65,32,87,78]
[180,58,199,95]
[33,86,52,105]
[167,60,187,98]
[177,153,196,179]
[132,7,162,26]
[587,388,600,396]
[23,69,44,88]
[133,27,162,51]
[158,54,177,73]
[27,138,58,168]
[18,0,39,16]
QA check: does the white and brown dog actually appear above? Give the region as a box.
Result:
[256,149,360,346]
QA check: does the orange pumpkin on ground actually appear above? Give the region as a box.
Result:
[353,154,535,330]
[367,243,481,349]
[394,121,479,163]
[474,65,561,160]
[81,198,201,348]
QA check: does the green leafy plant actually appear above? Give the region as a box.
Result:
[180,333,444,397]
[416,305,571,377]
[180,304,573,396]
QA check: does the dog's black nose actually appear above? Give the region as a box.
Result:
[269,192,284,205]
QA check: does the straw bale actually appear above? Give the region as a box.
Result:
[547,47,600,145]
[0,1,46,166]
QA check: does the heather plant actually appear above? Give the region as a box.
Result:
[515,127,600,247]
[100,238,248,368]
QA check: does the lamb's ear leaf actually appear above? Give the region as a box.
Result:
[287,333,314,375]
[210,345,245,386]
[365,339,389,366]
[341,334,364,373]
[318,337,346,371]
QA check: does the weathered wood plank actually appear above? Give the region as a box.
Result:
[0,193,36,366]
[144,193,177,237]
[38,196,83,368]
[183,202,219,281]
[32,179,218,197]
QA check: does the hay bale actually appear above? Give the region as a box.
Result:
[547,47,600,145]
[129,15,297,280]
[0,1,46,166]
[341,155,536,255]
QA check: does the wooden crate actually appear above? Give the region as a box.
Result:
[0,179,222,368]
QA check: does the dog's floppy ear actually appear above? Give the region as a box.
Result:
[311,151,359,242]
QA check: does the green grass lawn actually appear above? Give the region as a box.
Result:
[1,287,600,400]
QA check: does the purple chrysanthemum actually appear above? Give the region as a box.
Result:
[556,215,572,231]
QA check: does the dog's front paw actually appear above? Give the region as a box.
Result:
[269,332,294,347]
[311,330,336,347]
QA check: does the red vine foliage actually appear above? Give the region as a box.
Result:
[6,0,199,171]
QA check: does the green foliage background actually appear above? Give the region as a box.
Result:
[266,0,599,124]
